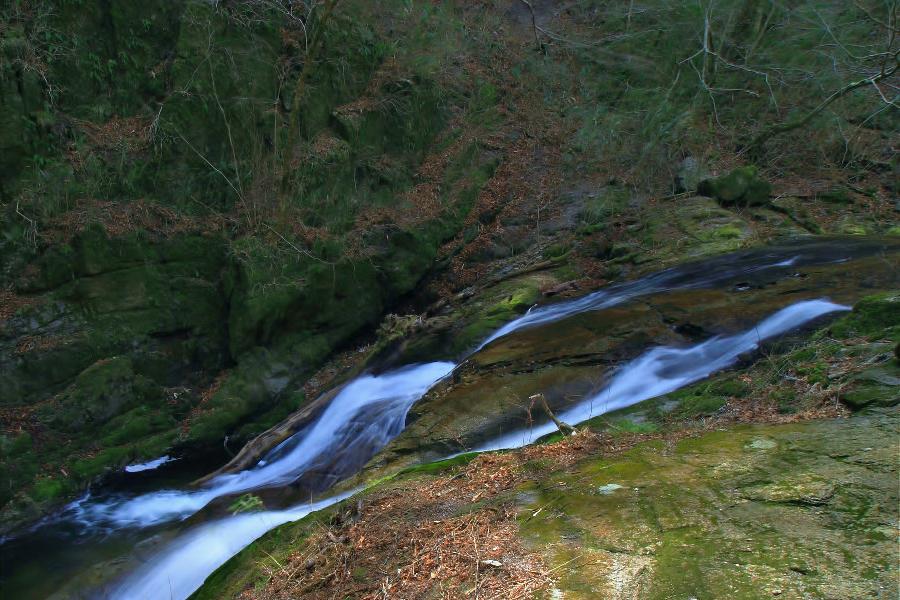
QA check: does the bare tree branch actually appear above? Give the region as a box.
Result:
[530,394,575,436]
[746,61,899,151]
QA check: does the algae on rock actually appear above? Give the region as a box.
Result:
[698,166,772,207]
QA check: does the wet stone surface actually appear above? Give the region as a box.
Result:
[517,409,899,599]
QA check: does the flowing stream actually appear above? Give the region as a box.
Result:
[1,238,894,599]
[64,362,456,531]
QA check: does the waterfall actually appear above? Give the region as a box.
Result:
[64,362,456,530]
[108,299,847,599]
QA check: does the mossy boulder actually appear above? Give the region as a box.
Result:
[38,356,161,432]
[829,292,900,340]
[698,166,772,207]
[842,365,900,410]
[669,376,750,418]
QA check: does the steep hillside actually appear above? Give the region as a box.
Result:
[1,0,897,558]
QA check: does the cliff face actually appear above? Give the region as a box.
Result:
[1,0,897,538]
[0,0,475,528]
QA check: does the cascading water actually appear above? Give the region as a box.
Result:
[63,362,455,530]
[475,299,848,451]
[59,245,818,534]
[106,492,356,600]
[476,250,805,350]
[107,298,848,599]
[3,238,892,600]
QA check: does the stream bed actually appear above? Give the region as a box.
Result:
[1,237,897,599]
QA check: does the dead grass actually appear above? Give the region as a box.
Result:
[242,362,861,599]
[0,288,38,325]
[72,116,152,153]
[14,333,69,355]
[245,452,555,600]
[41,198,224,243]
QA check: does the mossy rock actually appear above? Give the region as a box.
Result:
[697,166,772,207]
[38,356,162,432]
[669,376,749,418]
[842,365,900,410]
[457,283,541,351]
[829,292,900,340]
[741,474,835,505]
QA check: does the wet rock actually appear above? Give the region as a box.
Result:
[38,357,161,432]
[672,322,707,340]
[842,365,900,409]
[742,475,835,505]
[542,280,579,297]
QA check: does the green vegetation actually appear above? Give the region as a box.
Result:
[0,0,897,540]
[228,494,265,515]
[673,377,750,417]
[698,166,772,207]
[194,406,900,599]
[397,451,478,476]
[827,292,900,341]
[526,410,898,599]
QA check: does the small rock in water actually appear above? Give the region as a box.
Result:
[597,483,625,495]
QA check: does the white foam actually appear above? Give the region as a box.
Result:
[124,455,175,473]
[476,299,848,451]
[72,362,456,529]
[109,492,355,600]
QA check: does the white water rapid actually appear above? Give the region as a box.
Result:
[108,492,355,600]
[107,298,847,599]
[68,362,455,530]
[476,299,848,451]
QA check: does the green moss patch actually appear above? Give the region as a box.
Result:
[698,166,772,208]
